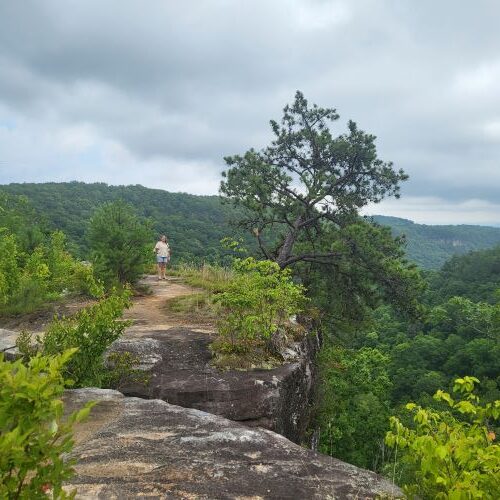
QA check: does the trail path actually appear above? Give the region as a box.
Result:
[123,275,214,338]
[0,274,213,356]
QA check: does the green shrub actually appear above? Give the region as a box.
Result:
[103,351,150,390]
[213,258,307,353]
[0,350,93,499]
[386,376,500,498]
[44,231,104,298]
[0,230,103,316]
[40,290,132,387]
[18,290,132,388]
[88,200,153,287]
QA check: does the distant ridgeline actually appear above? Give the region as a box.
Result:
[0,182,253,263]
[1,182,500,269]
[372,215,500,269]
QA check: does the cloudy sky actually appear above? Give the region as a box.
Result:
[0,1,499,224]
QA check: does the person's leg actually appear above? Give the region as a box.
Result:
[161,261,167,279]
[157,261,162,280]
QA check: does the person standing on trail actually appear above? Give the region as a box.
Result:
[154,235,170,280]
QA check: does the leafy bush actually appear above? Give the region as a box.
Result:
[19,290,132,388]
[0,350,93,499]
[0,230,103,316]
[44,232,104,298]
[88,200,153,287]
[386,377,500,498]
[213,258,307,353]
[103,351,150,390]
[41,290,132,387]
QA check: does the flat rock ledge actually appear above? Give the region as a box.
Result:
[109,329,320,444]
[64,388,402,499]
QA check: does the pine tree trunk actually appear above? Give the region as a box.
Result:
[276,215,303,268]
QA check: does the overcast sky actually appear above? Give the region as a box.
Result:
[0,1,499,225]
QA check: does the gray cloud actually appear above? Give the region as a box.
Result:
[0,0,499,223]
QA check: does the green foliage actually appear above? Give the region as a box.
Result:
[373,216,500,270]
[386,377,500,498]
[19,290,132,387]
[0,233,21,305]
[88,200,154,287]
[315,345,392,471]
[213,258,307,353]
[313,246,500,474]
[426,245,500,303]
[0,350,94,499]
[0,191,48,253]
[44,232,104,298]
[371,295,500,406]
[0,228,102,316]
[303,220,425,330]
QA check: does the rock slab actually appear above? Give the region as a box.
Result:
[110,328,320,444]
[64,389,402,499]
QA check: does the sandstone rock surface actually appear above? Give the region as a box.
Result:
[107,275,321,443]
[65,388,402,499]
[110,328,320,444]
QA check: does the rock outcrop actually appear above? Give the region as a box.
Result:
[0,328,19,361]
[2,278,404,498]
[109,328,320,444]
[64,388,402,499]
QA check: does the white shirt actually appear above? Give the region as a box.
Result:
[154,241,170,257]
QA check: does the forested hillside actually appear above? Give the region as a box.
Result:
[316,244,500,474]
[2,183,499,269]
[0,182,251,262]
[373,215,500,268]
[426,245,500,304]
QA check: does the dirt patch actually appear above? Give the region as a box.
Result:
[0,296,95,333]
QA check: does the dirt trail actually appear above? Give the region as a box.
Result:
[0,274,212,354]
[123,275,214,338]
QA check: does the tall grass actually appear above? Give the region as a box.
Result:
[169,262,233,292]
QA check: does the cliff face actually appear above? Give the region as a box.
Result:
[109,327,321,444]
[64,388,402,499]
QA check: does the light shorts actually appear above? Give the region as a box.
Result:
[156,256,169,264]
